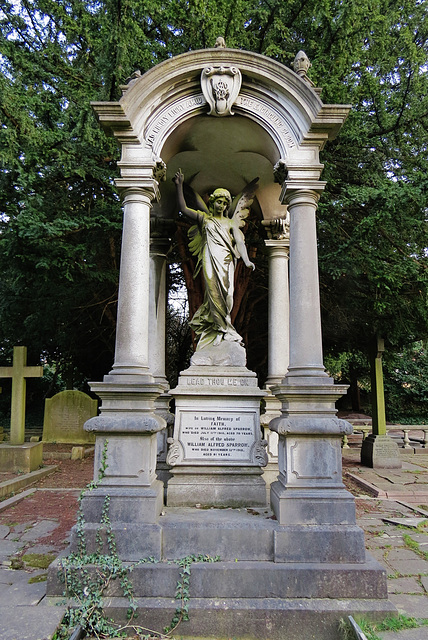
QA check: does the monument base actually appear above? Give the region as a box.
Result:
[167,365,267,507]
[48,507,395,640]
[361,434,402,469]
[0,442,43,473]
[166,465,266,507]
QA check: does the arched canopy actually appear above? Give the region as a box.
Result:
[92,48,350,219]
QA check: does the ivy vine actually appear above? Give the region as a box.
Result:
[54,440,220,639]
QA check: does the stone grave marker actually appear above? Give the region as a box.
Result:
[43,390,97,444]
[0,346,43,445]
[0,346,44,472]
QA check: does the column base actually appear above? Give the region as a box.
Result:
[361,434,402,469]
[79,482,164,526]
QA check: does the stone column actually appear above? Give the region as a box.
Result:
[286,188,326,381]
[109,188,155,381]
[260,222,290,492]
[149,230,175,479]
[265,238,290,388]
[270,180,365,564]
[81,180,167,558]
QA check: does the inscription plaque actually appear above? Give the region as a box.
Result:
[179,411,256,462]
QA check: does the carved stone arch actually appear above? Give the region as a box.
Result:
[92,48,349,222]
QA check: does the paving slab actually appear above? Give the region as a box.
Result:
[386,549,423,562]
[369,534,406,548]
[0,579,46,606]
[0,539,25,560]
[0,567,33,584]
[26,543,59,555]
[386,557,428,576]
[388,593,428,618]
[14,523,33,534]
[379,626,428,639]
[19,520,59,542]
[0,604,66,640]
[382,517,428,528]
[0,524,10,539]
[388,577,424,594]
[421,576,428,593]
[408,533,428,544]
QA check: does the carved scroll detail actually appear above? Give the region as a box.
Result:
[251,439,268,467]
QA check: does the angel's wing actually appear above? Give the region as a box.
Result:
[229,177,259,228]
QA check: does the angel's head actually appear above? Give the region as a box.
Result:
[209,188,232,216]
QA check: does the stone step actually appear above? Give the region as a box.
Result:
[48,556,387,600]
[97,596,396,640]
[72,506,365,563]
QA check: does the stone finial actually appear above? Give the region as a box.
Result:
[215,36,226,48]
[292,51,315,87]
[124,70,142,86]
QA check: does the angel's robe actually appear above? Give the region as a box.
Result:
[188,212,243,350]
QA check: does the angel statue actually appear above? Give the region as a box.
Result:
[173,170,258,364]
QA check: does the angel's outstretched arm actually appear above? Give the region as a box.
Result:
[173,170,203,223]
[232,225,255,270]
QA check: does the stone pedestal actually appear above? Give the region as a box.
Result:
[0,442,43,473]
[81,381,166,526]
[361,434,402,469]
[270,382,366,563]
[167,366,267,507]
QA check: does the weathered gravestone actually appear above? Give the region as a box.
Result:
[361,335,401,469]
[0,346,43,472]
[43,390,97,444]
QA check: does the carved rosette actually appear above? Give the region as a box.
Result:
[201,66,242,117]
[251,439,268,467]
[166,438,184,466]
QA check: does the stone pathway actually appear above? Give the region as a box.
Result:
[0,507,66,640]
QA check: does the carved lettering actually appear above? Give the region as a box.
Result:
[178,411,256,462]
[145,95,204,144]
[235,95,295,147]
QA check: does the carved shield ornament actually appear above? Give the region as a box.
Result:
[201,66,242,117]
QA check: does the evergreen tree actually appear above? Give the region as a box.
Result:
[0,1,426,402]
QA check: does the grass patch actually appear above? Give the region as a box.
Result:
[28,573,47,583]
[22,552,56,569]
[343,615,422,640]
[403,533,428,561]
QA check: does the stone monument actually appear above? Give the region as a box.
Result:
[49,43,396,639]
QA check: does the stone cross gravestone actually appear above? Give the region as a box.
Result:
[0,346,44,472]
[361,335,401,468]
[0,346,43,445]
[43,390,97,444]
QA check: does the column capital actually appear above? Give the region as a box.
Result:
[115,179,160,203]
[280,181,326,207]
[264,238,290,258]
